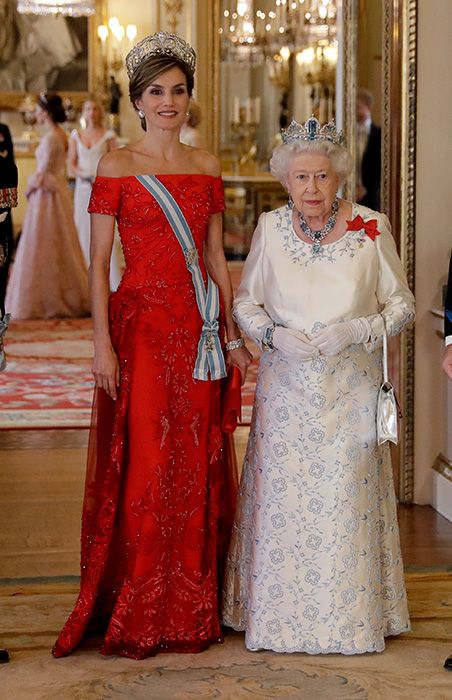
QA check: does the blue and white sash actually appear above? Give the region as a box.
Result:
[136,174,227,381]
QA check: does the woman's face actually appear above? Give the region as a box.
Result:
[82,100,102,127]
[135,66,190,132]
[35,104,47,124]
[286,152,340,220]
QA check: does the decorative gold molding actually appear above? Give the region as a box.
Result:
[433,453,452,484]
[162,1,184,34]
[342,0,358,201]
[398,0,417,503]
[381,0,392,216]
[210,0,221,155]
[380,0,417,503]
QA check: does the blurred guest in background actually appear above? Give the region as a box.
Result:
[356,87,381,211]
[442,252,452,382]
[0,120,17,375]
[5,93,89,319]
[69,98,122,290]
[179,99,204,148]
[0,121,16,313]
[442,252,452,672]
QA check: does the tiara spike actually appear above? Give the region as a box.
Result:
[281,116,344,146]
[125,31,196,80]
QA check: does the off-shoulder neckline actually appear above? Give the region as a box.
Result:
[95,173,220,180]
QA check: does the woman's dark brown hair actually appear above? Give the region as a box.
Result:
[38,93,66,124]
[129,55,194,132]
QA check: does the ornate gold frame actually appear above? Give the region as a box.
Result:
[0,0,105,111]
[208,0,417,501]
[384,0,417,502]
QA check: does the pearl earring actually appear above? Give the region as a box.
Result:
[138,109,145,119]
[185,111,190,117]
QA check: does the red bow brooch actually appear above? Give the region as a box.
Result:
[346,215,381,241]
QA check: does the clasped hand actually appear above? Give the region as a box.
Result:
[273,327,319,361]
[273,318,370,360]
[311,318,370,356]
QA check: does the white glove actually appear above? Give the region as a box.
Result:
[312,318,371,356]
[273,326,319,361]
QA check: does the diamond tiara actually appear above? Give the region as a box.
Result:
[281,117,344,146]
[125,32,196,80]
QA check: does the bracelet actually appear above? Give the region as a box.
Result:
[225,337,245,351]
[262,322,277,351]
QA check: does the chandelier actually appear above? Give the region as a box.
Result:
[219,0,337,67]
[17,0,96,16]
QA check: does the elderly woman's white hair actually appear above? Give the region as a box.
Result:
[270,139,353,190]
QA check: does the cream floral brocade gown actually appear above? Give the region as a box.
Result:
[222,203,415,654]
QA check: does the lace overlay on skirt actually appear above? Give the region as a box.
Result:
[53,174,236,659]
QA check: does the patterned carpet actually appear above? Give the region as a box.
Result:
[1,265,258,429]
[2,577,452,700]
[0,319,94,428]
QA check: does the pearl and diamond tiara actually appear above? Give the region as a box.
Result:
[281,116,344,146]
[125,31,196,79]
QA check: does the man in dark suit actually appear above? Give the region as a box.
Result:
[443,252,452,672]
[356,88,381,212]
[0,123,16,661]
[0,121,17,315]
[0,121,17,376]
[442,253,452,381]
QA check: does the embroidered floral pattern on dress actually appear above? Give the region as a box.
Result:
[53,174,235,660]
[280,203,373,266]
[224,200,415,654]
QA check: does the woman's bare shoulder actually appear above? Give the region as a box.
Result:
[190,148,221,177]
[96,146,133,177]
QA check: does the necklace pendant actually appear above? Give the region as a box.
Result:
[314,231,322,240]
[313,243,321,254]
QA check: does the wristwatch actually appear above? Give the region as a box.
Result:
[262,322,277,351]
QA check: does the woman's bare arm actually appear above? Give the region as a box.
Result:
[89,210,119,399]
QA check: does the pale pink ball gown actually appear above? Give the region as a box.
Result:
[6,129,90,319]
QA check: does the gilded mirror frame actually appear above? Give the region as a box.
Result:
[0,0,106,111]
[207,0,417,502]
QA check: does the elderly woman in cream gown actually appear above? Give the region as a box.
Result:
[222,117,415,655]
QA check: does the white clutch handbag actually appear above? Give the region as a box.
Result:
[376,319,400,446]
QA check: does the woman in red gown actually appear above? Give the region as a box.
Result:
[53,32,251,660]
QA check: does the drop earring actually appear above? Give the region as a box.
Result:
[138,109,145,119]
[288,194,294,209]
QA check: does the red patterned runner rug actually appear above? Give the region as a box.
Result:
[1,316,258,429]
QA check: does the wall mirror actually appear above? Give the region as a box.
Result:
[206,0,416,502]
[218,0,338,174]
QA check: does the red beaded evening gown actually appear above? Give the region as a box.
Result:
[52,174,237,659]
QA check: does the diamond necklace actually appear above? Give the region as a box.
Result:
[297,197,339,254]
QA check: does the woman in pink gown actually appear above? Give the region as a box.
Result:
[5,93,90,319]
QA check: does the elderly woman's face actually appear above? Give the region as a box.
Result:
[286,152,339,220]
